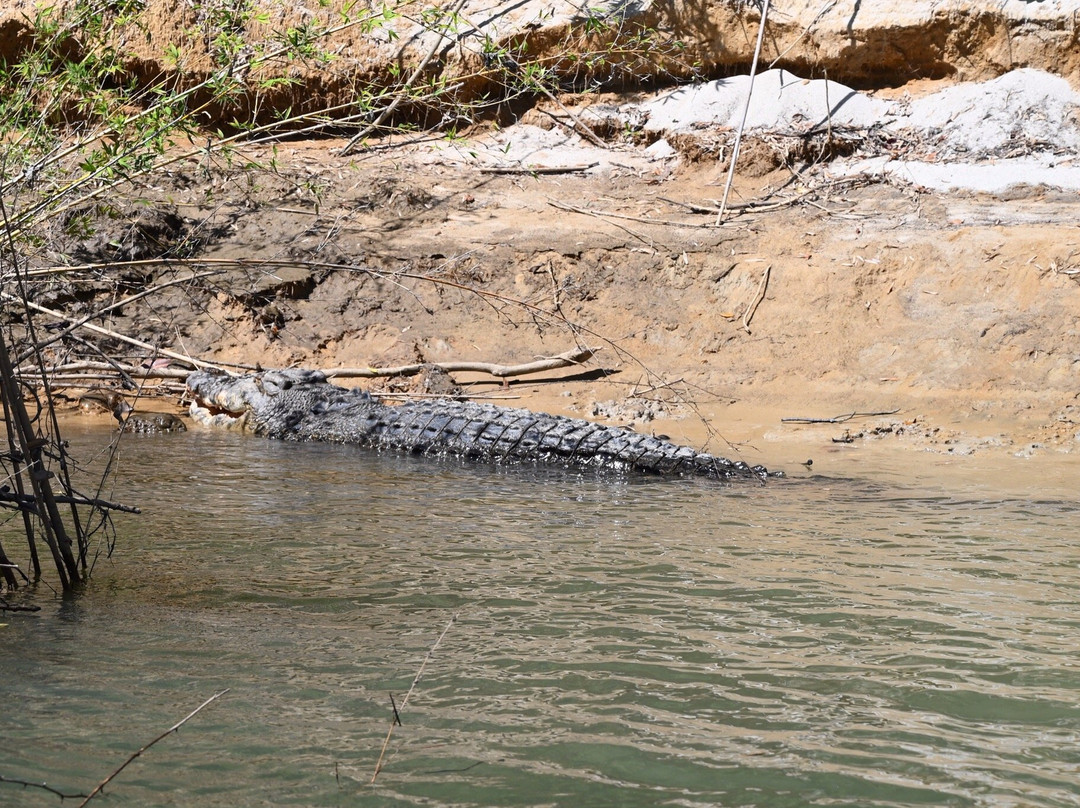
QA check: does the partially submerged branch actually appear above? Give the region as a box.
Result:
[78,690,230,808]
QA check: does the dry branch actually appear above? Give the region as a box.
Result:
[325,346,598,380]
[480,162,598,175]
[15,361,192,380]
[0,490,141,514]
[341,0,469,154]
[782,408,901,424]
[716,0,772,225]
[0,774,83,799]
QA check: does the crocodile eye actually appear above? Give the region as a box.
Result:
[281,380,292,390]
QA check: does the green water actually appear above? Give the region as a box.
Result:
[2,426,1079,806]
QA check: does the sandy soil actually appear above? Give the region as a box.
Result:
[40,110,1080,484]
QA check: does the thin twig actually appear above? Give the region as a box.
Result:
[549,198,723,229]
[716,0,772,225]
[342,0,469,155]
[0,774,85,799]
[768,0,838,68]
[781,408,901,424]
[78,690,229,807]
[545,200,658,249]
[371,613,458,784]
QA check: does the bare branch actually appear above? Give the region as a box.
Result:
[78,689,230,808]
[326,346,598,380]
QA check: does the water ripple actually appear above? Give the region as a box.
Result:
[2,428,1078,806]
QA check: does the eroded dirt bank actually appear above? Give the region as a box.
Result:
[5,1,1079,480]
[41,125,1080,476]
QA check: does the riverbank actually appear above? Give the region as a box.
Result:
[23,66,1080,475]
[51,125,1079,476]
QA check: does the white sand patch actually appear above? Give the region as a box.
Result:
[900,69,1080,158]
[633,67,1080,193]
[640,69,891,133]
[411,68,1080,194]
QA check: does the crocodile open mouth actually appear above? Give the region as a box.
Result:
[188,396,248,428]
[186,372,253,429]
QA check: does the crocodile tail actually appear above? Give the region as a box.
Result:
[365,399,764,480]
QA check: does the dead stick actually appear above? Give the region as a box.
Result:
[341,0,468,154]
[327,346,597,380]
[742,265,771,333]
[0,774,84,799]
[1,490,141,514]
[548,199,719,229]
[545,201,657,249]
[78,689,229,807]
[371,613,458,784]
[716,0,772,225]
[16,361,193,380]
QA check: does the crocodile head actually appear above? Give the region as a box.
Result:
[187,368,329,431]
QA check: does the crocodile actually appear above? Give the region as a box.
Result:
[187,368,777,482]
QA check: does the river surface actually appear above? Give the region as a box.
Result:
[2,424,1079,807]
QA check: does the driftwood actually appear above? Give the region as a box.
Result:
[324,346,598,380]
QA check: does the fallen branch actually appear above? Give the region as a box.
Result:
[371,613,458,784]
[78,689,229,807]
[326,346,598,380]
[480,162,597,175]
[742,265,771,333]
[782,408,901,424]
[14,361,192,380]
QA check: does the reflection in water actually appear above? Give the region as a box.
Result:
[2,425,1079,807]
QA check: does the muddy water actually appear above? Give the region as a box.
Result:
[2,424,1079,807]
